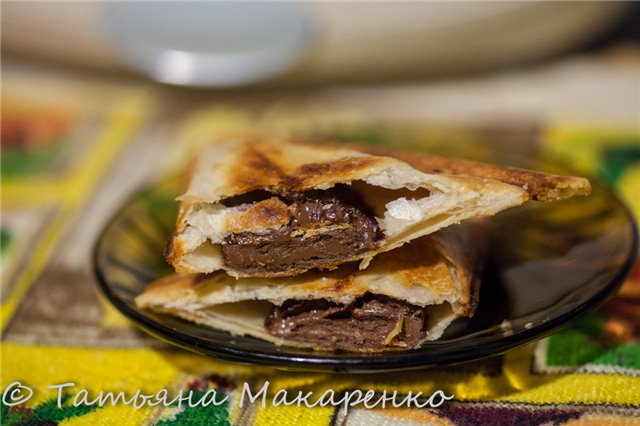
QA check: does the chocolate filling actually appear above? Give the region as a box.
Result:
[265,294,428,351]
[222,185,381,274]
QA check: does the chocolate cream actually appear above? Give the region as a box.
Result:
[265,294,428,351]
[221,185,381,274]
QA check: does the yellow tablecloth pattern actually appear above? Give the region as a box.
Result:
[1,65,639,426]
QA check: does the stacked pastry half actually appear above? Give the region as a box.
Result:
[135,139,590,352]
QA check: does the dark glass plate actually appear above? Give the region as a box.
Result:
[93,153,637,373]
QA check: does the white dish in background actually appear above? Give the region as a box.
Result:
[2,2,630,86]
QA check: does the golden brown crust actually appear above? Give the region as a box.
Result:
[348,144,591,202]
[228,142,381,196]
[178,140,387,204]
[224,197,291,233]
[164,230,211,274]
[163,231,180,268]
[430,221,488,315]
[142,273,206,299]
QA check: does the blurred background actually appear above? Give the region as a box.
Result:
[3,1,640,86]
[2,1,639,131]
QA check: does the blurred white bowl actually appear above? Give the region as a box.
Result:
[1,2,630,86]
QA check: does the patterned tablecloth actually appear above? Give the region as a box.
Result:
[1,56,639,425]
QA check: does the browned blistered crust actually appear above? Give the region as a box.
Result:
[165,138,589,276]
[167,140,397,274]
[223,197,291,233]
[352,144,591,202]
[429,221,488,316]
[224,142,383,198]
[142,273,206,298]
[163,231,181,268]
